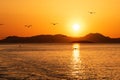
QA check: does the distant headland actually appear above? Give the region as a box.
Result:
[0,33,120,43]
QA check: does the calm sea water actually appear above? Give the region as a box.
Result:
[0,43,120,80]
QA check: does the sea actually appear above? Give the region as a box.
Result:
[0,43,120,80]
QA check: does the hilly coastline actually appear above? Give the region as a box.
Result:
[0,33,120,43]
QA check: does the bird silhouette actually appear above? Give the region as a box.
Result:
[0,24,4,25]
[88,11,96,14]
[51,23,58,26]
[25,25,32,28]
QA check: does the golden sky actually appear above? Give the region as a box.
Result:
[0,0,120,39]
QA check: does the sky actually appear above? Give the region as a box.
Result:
[0,0,120,39]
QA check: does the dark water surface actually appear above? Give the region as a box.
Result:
[0,43,120,80]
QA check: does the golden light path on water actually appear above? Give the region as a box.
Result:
[71,44,82,78]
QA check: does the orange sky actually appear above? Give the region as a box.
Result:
[0,0,120,39]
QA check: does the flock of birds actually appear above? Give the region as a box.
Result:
[0,11,96,27]
[0,23,58,28]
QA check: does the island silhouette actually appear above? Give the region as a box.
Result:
[0,33,120,43]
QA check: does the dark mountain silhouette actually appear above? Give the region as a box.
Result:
[0,34,72,43]
[80,33,111,43]
[0,33,120,43]
[74,33,120,43]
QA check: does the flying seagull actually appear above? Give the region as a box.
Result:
[88,11,96,14]
[25,25,32,28]
[51,23,58,26]
[0,24,4,26]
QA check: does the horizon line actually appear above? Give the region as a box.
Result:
[1,33,120,40]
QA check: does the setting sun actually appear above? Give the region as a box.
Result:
[67,23,84,37]
[72,24,80,31]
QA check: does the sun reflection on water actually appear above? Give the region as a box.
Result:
[71,44,81,78]
[73,47,80,63]
[72,44,81,63]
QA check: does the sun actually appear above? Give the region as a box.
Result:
[72,24,80,31]
[67,22,84,37]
